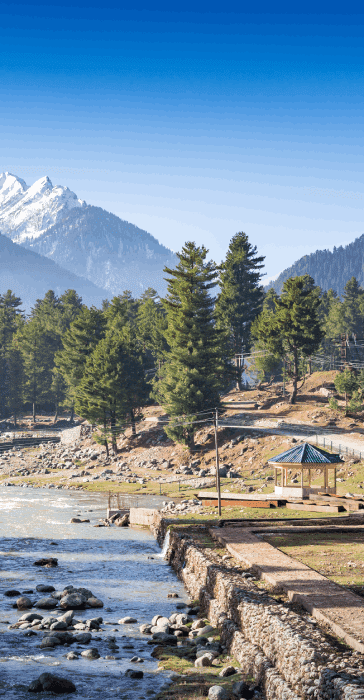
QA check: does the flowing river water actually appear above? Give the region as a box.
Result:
[0,486,188,698]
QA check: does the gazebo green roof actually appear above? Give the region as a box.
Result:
[268,442,342,465]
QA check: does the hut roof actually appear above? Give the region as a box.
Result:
[268,442,342,465]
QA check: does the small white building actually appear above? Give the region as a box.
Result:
[268,442,342,499]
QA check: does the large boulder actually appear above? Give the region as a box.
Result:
[4,589,21,597]
[59,593,86,609]
[33,558,58,567]
[28,672,76,694]
[74,632,92,643]
[81,648,100,659]
[35,597,58,609]
[208,687,229,700]
[86,596,103,608]
[36,584,55,593]
[16,596,33,609]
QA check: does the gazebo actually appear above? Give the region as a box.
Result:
[268,442,343,499]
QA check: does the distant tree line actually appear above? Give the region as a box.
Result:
[3,233,364,449]
[0,233,264,450]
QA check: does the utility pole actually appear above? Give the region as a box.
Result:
[214,407,222,517]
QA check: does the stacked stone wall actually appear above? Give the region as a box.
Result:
[163,526,364,700]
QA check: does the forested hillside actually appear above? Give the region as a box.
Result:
[268,233,364,296]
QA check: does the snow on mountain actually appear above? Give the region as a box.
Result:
[0,172,85,242]
[0,172,177,298]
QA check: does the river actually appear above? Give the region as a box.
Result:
[0,486,187,698]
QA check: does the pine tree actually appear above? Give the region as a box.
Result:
[136,288,168,373]
[56,306,106,421]
[75,327,147,453]
[252,275,324,404]
[155,242,223,448]
[0,291,24,419]
[17,318,53,421]
[215,232,265,389]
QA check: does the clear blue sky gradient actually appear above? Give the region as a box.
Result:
[2,1,364,280]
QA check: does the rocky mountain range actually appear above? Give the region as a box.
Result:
[0,232,106,312]
[267,234,364,296]
[0,172,177,300]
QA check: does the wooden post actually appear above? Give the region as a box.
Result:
[334,467,336,493]
[214,408,222,517]
[301,468,304,491]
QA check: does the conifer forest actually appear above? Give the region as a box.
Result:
[2,232,364,448]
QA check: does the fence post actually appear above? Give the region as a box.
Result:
[324,438,325,447]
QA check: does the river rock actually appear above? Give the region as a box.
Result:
[232,680,254,698]
[195,654,212,667]
[219,666,236,677]
[35,597,58,609]
[36,584,55,593]
[152,615,162,625]
[86,596,103,608]
[33,557,58,567]
[176,613,191,626]
[119,616,137,624]
[152,632,177,645]
[40,636,61,648]
[50,620,68,630]
[196,624,214,637]
[208,686,229,700]
[139,623,152,634]
[66,652,79,660]
[156,616,170,627]
[125,669,144,678]
[81,648,100,659]
[69,517,90,523]
[16,596,32,609]
[72,632,91,643]
[76,587,93,599]
[19,612,42,622]
[60,610,74,625]
[4,589,21,597]
[196,649,219,660]
[60,593,86,609]
[192,619,206,630]
[28,672,76,694]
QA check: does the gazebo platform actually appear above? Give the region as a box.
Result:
[268,442,343,499]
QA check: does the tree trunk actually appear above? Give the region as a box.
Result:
[69,406,74,423]
[54,403,58,424]
[103,416,109,457]
[110,415,117,454]
[33,402,36,422]
[236,355,242,391]
[290,348,298,404]
[13,412,17,428]
[130,407,136,437]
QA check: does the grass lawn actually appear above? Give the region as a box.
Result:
[262,530,364,597]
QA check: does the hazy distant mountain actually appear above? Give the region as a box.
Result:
[0,172,177,297]
[0,232,106,312]
[267,234,364,296]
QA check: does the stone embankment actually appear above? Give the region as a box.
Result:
[157,521,364,700]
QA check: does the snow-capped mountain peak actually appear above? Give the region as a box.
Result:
[0,173,85,242]
[0,172,27,208]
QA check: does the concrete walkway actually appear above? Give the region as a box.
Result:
[211,525,364,653]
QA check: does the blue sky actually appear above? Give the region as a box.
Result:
[1,1,364,281]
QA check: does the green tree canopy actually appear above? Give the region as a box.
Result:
[252,274,324,403]
[155,242,223,447]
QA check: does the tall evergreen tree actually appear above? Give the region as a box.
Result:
[155,242,223,448]
[252,275,324,404]
[56,306,106,421]
[215,232,265,389]
[75,327,147,453]
[0,291,24,419]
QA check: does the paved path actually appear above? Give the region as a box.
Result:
[221,413,364,456]
[212,525,364,653]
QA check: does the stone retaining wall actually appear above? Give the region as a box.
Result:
[162,526,364,700]
[129,507,160,527]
